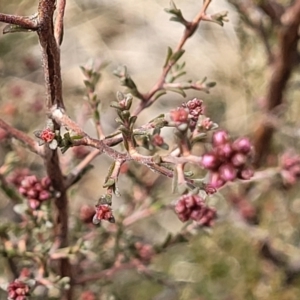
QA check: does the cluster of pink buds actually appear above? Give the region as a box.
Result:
[170,107,189,124]
[92,204,115,225]
[7,280,30,300]
[182,98,203,130]
[201,130,254,189]
[18,175,52,209]
[175,194,217,227]
[170,98,204,131]
[280,151,300,186]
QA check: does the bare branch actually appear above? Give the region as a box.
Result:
[0,119,43,156]
[0,13,38,30]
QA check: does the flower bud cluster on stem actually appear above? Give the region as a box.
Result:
[7,279,30,300]
[280,151,300,186]
[201,130,254,188]
[18,175,53,210]
[175,194,216,226]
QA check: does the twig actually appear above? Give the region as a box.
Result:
[0,119,43,156]
[0,13,38,30]
[65,149,101,189]
[133,0,212,115]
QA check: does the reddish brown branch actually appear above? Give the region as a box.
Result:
[0,119,43,156]
[37,1,71,299]
[0,13,38,30]
[133,0,212,115]
[253,0,300,166]
[38,0,64,109]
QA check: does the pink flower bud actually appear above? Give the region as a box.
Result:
[216,143,232,159]
[18,187,27,196]
[170,107,189,123]
[204,184,217,194]
[27,189,38,198]
[41,177,51,188]
[190,208,204,221]
[219,163,237,181]
[239,167,254,180]
[212,130,229,146]
[232,137,252,154]
[201,153,219,170]
[28,199,40,210]
[209,172,225,188]
[231,153,247,167]
[21,175,37,188]
[185,195,197,208]
[177,212,190,222]
[175,200,187,214]
[40,128,55,143]
[39,190,50,201]
[34,183,43,192]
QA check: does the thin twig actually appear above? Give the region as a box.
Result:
[133,0,212,115]
[0,119,43,156]
[65,149,101,189]
[0,13,38,30]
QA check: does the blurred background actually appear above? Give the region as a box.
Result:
[1,0,300,299]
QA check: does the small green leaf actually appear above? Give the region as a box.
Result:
[84,80,94,92]
[153,90,167,101]
[170,49,185,64]
[167,87,186,97]
[115,117,124,125]
[71,135,84,140]
[129,116,137,127]
[103,178,115,188]
[104,162,115,184]
[93,110,100,122]
[110,101,122,109]
[206,81,216,88]
[119,125,130,136]
[159,143,169,150]
[163,47,173,67]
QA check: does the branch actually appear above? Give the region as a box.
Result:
[0,13,38,30]
[0,119,43,156]
[37,0,64,109]
[37,1,71,298]
[133,0,212,115]
[253,0,300,166]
